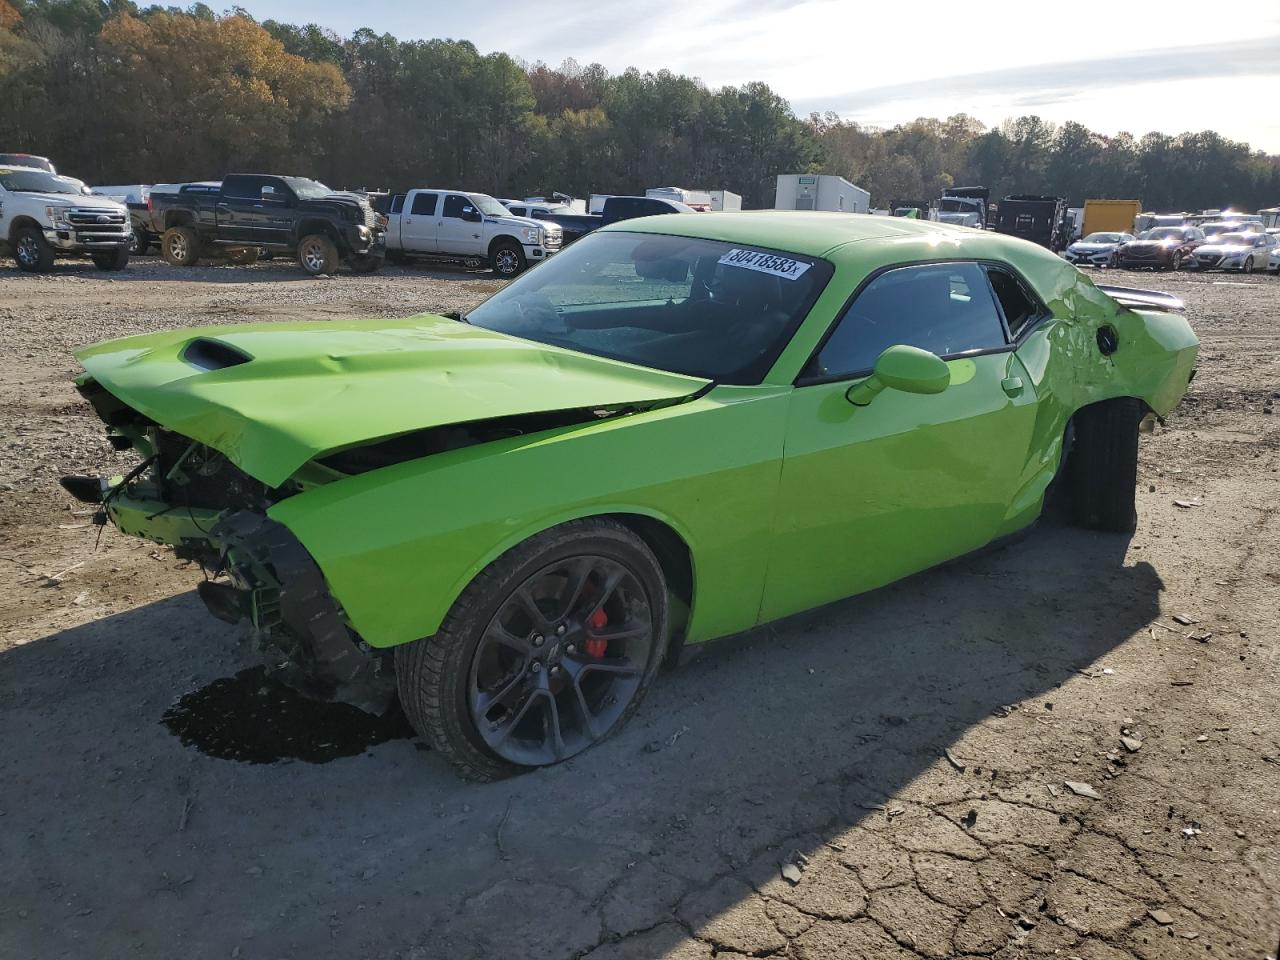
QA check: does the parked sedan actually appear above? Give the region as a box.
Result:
[1116,226,1205,270]
[1269,242,1280,274]
[63,214,1198,780]
[1063,231,1134,267]
[1191,231,1274,273]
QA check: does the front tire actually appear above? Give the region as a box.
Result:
[1067,397,1142,533]
[13,226,55,272]
[161,225,201,266]
[490,240,526,278]
[91,247,130,271]
[297,234,338,275]
[395,518,668,781]
[1242,257,1254,275]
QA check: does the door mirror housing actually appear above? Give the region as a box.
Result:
[461,207,482,223]
[846,344,951,406]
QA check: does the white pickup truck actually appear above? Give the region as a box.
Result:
[385,189,562,277]
[1,165,131,272]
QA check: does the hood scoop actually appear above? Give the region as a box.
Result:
[183,337,252,371]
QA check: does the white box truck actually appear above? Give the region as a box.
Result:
[775,174,869,214]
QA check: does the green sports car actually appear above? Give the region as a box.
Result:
[64,213,1198,780]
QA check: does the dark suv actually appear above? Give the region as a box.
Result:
[152,174,384,275]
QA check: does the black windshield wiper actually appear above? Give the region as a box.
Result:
[442,310,470,324]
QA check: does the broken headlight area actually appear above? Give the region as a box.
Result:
[200,511,396,715]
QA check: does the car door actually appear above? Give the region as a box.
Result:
[760,261,1042,623]
[255,180,295,246]
[215,176,265,243]
[436,194,485,256]
[401,192,439,252]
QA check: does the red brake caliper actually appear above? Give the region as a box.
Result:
[584,607,609,658]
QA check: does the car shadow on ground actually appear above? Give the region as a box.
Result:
[0,519,1160,958]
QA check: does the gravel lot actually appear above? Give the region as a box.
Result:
[1,256,1278,960]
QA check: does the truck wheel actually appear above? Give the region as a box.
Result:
[346,254,381,274]
[1067,397,1142,533]
[91,247,130,271]
[161,226,201,266]
[227,247,259,266]
[13,226,55,272]
[298,234,338,276]
[130,232,151,256]
[490,241,526,278]
[395,517,668,781]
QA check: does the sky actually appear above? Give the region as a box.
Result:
[247,0,1280,153]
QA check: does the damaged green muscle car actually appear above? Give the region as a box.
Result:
[65,213,1198,780]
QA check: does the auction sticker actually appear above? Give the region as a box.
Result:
[717,248,811,280]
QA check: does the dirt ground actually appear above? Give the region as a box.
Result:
[0,256,1277,960]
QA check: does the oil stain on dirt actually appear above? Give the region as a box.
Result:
[161,666,415,763]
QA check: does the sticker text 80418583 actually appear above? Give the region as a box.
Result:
[716,248,812,281]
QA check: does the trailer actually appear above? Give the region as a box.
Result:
[774,174,869,214]
[1082,199,1140,238]
[709,190,742,212]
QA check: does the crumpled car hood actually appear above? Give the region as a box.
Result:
[76,314,709,487]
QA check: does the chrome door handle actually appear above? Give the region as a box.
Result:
[1001,376,1024,397]
[404,218,412,224]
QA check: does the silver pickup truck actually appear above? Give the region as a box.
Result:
[385,189,562,277]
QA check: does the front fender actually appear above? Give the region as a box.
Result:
[268,386,790,649]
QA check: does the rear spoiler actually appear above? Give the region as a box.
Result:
[1095,284,1184,313]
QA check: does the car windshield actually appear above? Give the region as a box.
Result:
[1202,224,1239,236]
[1083,233,1124,243]
[465,231,833,384]
[284,177,332,199]
[0,168,84,194]
[1214,233,1250,245]
[1140,228,1183,241]
[472,194,513,217]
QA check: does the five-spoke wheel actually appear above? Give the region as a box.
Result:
[395,518,668,781]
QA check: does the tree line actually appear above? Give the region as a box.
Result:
[2,0,1277,212]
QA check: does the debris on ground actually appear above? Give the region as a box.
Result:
[1120,735,1143,752]
[1064,781,1102,799]
[1149,908,1174,925]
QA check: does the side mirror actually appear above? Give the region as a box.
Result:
[846,344,951,406]
[462,207,482,223]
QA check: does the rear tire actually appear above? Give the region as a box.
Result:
[297,234,338,275]
[1067,397,1142,533]
[161,225,201,266]
[13,226,55,272]
[91,247,130,271]
[395,518,668,781]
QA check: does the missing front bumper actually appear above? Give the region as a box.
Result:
[205,511,397,715]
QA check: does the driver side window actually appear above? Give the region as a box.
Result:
[807,262,1007,381]
[442,194,473,219]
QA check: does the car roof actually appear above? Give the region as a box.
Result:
[605,210,996,259]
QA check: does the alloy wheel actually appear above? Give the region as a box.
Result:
[494,249,519,276]
[169,234,187,260]
[16,234,37,267]
[468,555,655,766]
[301,241,325,273]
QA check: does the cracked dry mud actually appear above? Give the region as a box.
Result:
[1,259,1278,959]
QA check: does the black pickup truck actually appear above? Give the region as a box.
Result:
[152,174,384,274]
